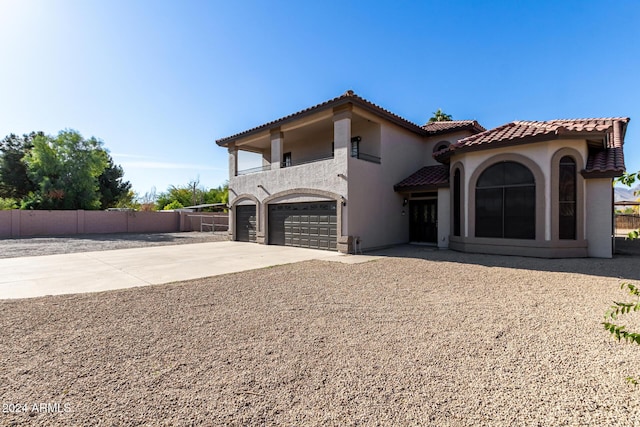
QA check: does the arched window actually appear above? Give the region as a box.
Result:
[559,156,577,240]
[476,161,535,239]
[453,168,461,236]
[433,141,450,153]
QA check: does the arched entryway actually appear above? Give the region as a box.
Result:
[263,189,342,251]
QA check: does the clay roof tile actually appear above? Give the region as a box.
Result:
[393,165,449,191]
[434,118,630,178]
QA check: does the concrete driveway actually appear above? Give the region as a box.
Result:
[0,241,378,299]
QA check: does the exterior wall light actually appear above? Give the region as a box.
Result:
[403,198,408,207]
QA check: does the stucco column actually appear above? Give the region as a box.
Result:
[228,143,238,177]
[437,188,450,249]
[586,178,614,258]
[270,129,283,169]
[333,105,352,253]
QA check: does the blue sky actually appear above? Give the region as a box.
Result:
[0,0,638,196]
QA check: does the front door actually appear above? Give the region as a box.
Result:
[409,200,437,243]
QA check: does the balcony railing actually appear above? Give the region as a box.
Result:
[236,155,334,176]
[352,151,381,164]
[236,164,272,175]
[281,155,334,168]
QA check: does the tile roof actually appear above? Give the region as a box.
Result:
[216,90,425,145]
[583,118,627,178]
[216,91,486,146]
[584,147,625,177]
[434,118,630,178]
[423,120,486,135]
[394,165,449,191]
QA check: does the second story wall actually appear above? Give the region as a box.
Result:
[424,130,476,166]
[346,122,427,249]
[229,156,347,203]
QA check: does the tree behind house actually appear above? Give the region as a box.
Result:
[0,132,39,199]
[156,181,228,210]
[0,130,132,210]
[428,109,453,122]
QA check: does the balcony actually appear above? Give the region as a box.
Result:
[351,151,381,164]
[281,155,334,169]
[237,164,272,176]
[349,136,381,164]
[237,155,334,176]
[231,155,342,199]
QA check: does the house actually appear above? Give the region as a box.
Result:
[216,90,629,258]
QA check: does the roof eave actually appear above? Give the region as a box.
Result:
[442,131,610,158]
[393,182,449,192]
[216,94,425,147]
[215,96,350,147]
[581,169,626,179]
[425,122,486,136]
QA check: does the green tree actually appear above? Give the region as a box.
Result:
[113,190,140,210]
[162,200,184,210]
[0,197,18,210]
[204,182,229,205]
[156,181,228,211]
[428,109,453,122]
[98,154,132,209]
[157,186,194,210]
[0,132,40,199]
[22,130,109,210]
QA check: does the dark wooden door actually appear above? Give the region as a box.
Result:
[409,200,437,243]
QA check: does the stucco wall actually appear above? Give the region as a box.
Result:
[229,157,347,205]
[586,178,614,258]
[282,127,334,164]
[437,187,450,248]
[352,120,381,158]
[424,130,475,166]
[444,138,608,257]
[347,123,427,250]
[455,139,588,241]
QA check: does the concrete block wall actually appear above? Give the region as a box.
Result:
[0,210,230,238]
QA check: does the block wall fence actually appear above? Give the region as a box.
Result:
[0,210,228,238]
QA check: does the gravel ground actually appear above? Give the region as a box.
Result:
[2,244,640,426]
[0,232,228,258]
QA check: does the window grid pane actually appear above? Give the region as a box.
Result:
[475,162,535,240]
[453,169,461,236]
[559,156,576,240]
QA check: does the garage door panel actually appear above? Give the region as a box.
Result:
[268,202,337,251]
[236,205,257,242]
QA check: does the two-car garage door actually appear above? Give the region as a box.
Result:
[268,202,337,251]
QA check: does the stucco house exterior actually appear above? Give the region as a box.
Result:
[216,91,629,258]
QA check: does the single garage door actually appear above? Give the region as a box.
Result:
[269,202,337,250]
[235,205,256,242]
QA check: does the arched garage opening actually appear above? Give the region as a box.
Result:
[263,189,342,251]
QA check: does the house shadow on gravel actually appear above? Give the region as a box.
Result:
[369,237,640,281]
